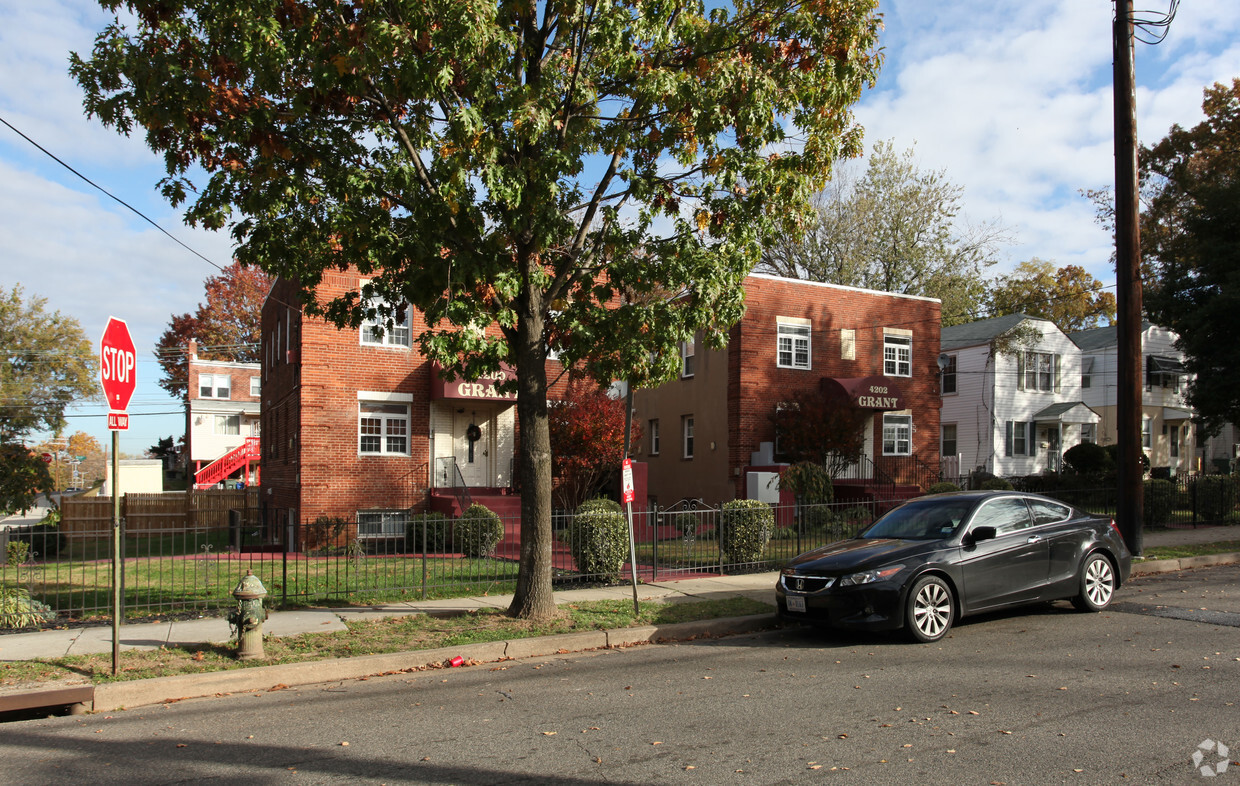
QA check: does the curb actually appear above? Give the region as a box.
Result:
[90,613,779,713]
[1130,551,1240,576]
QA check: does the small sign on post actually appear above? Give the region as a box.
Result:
[621,458,635,504]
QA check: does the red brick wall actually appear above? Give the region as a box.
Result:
[260,270,570,531]
[728,275,942,498]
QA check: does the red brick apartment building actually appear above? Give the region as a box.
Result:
[632,274,943,506]
[259,269,566,546]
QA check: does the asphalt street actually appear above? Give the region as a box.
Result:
[1,564,1237,785]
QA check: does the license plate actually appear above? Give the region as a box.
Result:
[786,595,806,613]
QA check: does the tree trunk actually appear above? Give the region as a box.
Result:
[507,286,557,621]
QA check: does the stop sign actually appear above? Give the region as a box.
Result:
[100,316,137,413]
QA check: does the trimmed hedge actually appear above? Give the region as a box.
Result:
[1143,479,1175,526]
[407,512,452,553]
[1193,475,1237,521]
[926,481,961,494]
[719,499,774,566]
[567,501,628,580]
[456,504,503,558]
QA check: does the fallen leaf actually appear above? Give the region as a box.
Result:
[968,711,980,715]
[541,731,557,736]
[340,741,349,747]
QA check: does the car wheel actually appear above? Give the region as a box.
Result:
[1072,553,1116,612]
[906,575,954,643]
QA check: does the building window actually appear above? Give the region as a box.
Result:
[1081,357,1095,389]
[1019,351,1059,392]
[359,401,409,455]
[883,334,911,377]
[1080,423,1096,444]
[199,374,231,399]
[840,329,856,361]
[360,283,411,347]
[1142,417,1152,449]
[682,415,695,459]
[777,320,811,369]
[357,510,407,539]
[1168,423,1181,458]
[1005,421,1035,456]
[941,423,957,457]
[649,419,660,456]
[882,414,912,455]
[940,355,957,395]
[680,338,695,378]
[213,414,240,435]
[1146,355,1186,392]
[249,376,261,396]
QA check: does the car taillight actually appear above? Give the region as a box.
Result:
[1108,518,1122,538]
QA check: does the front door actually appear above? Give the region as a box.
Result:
[453,410,493,488]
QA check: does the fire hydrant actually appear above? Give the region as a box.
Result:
[228,570,268,660]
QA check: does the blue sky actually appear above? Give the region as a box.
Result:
[2,0,1238,456]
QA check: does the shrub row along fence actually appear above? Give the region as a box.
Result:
[3,476,1238,628]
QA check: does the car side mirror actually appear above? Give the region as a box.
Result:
[967,525,997,545]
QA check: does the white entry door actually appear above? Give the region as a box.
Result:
[453,411,494,487]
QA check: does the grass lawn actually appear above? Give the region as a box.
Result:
[0,596,774,688]
[1141,539,1240,561]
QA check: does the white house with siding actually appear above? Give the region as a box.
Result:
[1069,321,1197,475]
[940,314,1099,478]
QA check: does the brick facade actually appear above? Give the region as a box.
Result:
[259,269,566,536]
[635,274,942,504]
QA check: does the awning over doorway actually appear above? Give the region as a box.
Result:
[430,362,518,401]
[1032,402,1100,424]
[820,375,907,411]
[1162,407,1193,421]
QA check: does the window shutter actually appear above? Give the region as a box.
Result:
[1016,352,1025,391]
[1054,354,1062,393]
[1005,421,1013,456]
[1028,423,1037,457]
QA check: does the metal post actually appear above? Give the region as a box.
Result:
[110,430,120,676]
[622,383,640,616]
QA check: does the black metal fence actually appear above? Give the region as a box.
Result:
[3,473,1238,629]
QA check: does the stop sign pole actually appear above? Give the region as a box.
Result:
[100,316,136,675]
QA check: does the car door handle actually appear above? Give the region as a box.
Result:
[1026,535,1042,544]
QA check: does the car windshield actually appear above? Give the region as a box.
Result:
[860,497,977,541]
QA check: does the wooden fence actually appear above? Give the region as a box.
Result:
[60,489,261,537]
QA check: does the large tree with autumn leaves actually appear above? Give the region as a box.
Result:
[155,261,272,398]
[72,0,882,620]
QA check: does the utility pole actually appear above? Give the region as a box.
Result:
[1113,0,1143,556]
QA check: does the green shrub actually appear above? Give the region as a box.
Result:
[407,512,453,553]
[779,462,833,505]
[566,504,629,580]
[672,512,700,540]
[6,539,30,568]
[455,504,504,558]
[1063,442,1112,475]
[719,499,774,566]
[1194,475,1237,521]
[926,481,961,494]
[306,515,351,551]
[980,477,1014,491]
[0,588,55,629]
[1143,478,1175,526]
[6,523,64,559]
[577,498,622,515]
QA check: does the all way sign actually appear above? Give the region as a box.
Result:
[100,316,136,430]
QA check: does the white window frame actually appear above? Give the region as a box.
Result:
[776,319,811,369]
[213,414,240,436]
[357,510,408,539]
[883,334,912,377]
[680,338,695,378]
[358,396,411,456]
[199,373,231,399]
[1142,417,1152,449]
[882,413,912,456]
[649,419,660,456]
[249,376,261,397]
[360,282,412,348]
[682,415,695,459]
[1019,351,1060,392]
[1005,421,1036,457]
